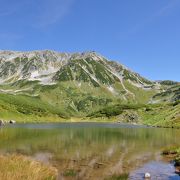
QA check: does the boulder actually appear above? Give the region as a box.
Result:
[0,120,5,126]
[144,172,151,179]
[9,120,16,124]
[118,110,139,123]
[175,167,180,175]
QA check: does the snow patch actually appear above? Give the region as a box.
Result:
[107,86,118,95]
[80,65,101,86]
[77,82,81,87]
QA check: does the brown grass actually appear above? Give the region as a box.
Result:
[0,154,57,180]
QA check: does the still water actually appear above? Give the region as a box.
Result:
[0,123,179,179]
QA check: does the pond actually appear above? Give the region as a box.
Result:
[0,123,179,179]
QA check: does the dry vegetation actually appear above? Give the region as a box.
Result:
[0,154,57,180]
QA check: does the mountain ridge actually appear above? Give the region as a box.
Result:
[0,50,162,104]
[0,50,156,86]
[0,50,178,101]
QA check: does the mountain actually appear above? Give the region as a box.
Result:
[0,50,179,126]
[0,50,159,95]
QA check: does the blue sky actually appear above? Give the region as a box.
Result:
[0,0,180,81]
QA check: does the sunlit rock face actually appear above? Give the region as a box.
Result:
[0,50,155,88]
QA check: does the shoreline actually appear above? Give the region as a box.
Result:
[162,147,180,175]
[1,120,180,129]
[0,121,180,130]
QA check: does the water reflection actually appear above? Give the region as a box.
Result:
[0,123,179,179]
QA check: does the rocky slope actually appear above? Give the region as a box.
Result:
[152,81,180,103]
[0,50,159,94]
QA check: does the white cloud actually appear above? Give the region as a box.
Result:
[129,0,179,34]
[153,0,178,17]
[0,0,75,28]
[34,0,75,27]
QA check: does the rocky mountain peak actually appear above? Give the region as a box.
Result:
[0,50,163,100]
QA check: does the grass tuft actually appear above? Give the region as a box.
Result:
[104,173,129,180]
[0,154,57,180]
[63,169,77,177]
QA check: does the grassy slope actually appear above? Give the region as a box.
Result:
[39,82,118,116]
[124,81,157,103]
[87,102,180,128]
[0,90,179,127]
[152,84,180,103]
[0,80,179,127]
[38,80,158,115]
[0,93,69,122]
[139,102,180,127]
